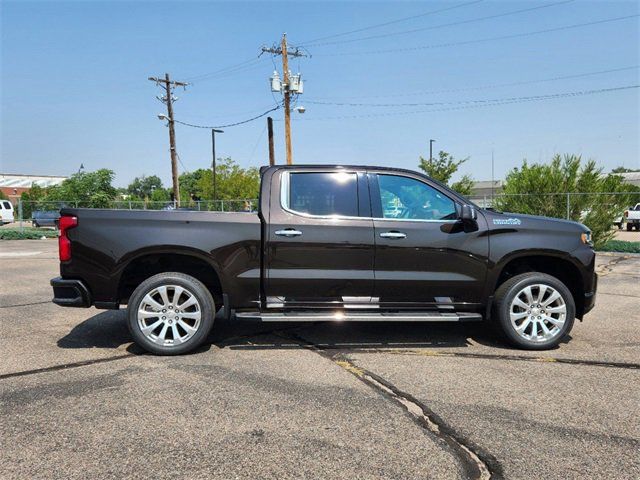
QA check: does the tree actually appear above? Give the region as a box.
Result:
[127,175,163,199]
[494,154,635,248]
[46,169,117,208]
[419,150,474,196]
[0,190,7,200]
[611,166,640,173]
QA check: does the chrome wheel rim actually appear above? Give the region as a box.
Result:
[137,285,201,347]
[509,283,566,343]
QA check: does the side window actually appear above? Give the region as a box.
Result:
[286,172,358,217]
[376,174,456,221]
[2,201,11,209]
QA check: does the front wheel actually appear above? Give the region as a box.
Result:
[493,272,575,350]
[127,272,215,355]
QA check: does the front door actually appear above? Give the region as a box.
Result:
[370,172,489,309]
[265,169,375,308]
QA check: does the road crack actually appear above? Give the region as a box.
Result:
[278,330,503,480]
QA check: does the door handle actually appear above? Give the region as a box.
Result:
[379,231,406,239]
[275,229,303,237]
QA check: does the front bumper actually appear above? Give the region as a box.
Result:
[583,272,597,315]
[51,277,92,308]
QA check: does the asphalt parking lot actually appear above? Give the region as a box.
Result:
[1,239,639,479]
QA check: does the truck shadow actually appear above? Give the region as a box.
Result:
[57,309,509,353]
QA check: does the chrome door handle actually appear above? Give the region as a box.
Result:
[380,231,406,239]
[275,229,303,237]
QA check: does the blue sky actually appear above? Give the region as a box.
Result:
[1,0,638,187]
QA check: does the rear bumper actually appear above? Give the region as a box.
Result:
[51,277,92,308]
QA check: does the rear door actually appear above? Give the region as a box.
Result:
[264,168,375,308]
[370,171,489,309]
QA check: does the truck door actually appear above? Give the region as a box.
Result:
[369,171,489,309]
[265,169,375,308]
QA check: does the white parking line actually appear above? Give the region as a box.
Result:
[0,251,43,257]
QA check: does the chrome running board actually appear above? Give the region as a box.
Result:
[234,311,482,322]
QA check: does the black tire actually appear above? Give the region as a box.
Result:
[492,272,575,350]
[127,272,215,355]
[627,223,633,231]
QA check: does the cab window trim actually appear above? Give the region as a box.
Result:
[280,170,370,220]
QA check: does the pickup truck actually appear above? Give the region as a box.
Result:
[624,203,640,231]
[51,165,597,355]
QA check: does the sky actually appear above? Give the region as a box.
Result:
[1,0,639,187]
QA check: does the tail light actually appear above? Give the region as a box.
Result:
[624,210,629,218]
[58,215,78,261]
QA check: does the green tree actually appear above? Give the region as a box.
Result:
[19,183,47,219]
[0,190,7,200]
[419,150,474,196]
[611,166,640,173]
[127,175,163,199]
[197,158,260,201]
[494,154,636,248]
[46,169,117,208]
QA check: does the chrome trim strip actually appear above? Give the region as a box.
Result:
[279,171,458,223]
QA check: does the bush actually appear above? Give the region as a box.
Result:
[0,228,58,240]
[598,240,640,254]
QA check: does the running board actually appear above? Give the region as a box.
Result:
[234,311,482,322]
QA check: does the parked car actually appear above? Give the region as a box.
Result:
[32,210,60,228]
[51,165,597,355]
[613,214,625,230]
[0,200,14,224]
[624,203,640,231]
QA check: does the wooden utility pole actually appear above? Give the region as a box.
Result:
[148,73,188,206]
[261,34,306,166]
[267,116,275,166]
[281,34,293,165]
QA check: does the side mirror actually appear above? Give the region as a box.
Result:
[460,204,477,222]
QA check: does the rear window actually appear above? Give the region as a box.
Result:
[2,201,11,209]
[286,172,358,217]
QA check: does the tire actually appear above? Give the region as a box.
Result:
[492,272,575,350]
[627,223,633,231]
[127,272,215,355]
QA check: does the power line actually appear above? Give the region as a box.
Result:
[295,85,639,120]
[184,56,264,82]
[303,0,575,47]
[173,104,282,129]
[314,13,640,57]
[299,0,484,45]
[306,65,640,102]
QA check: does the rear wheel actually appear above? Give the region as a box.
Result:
[127,272,215,355]
[493,272,575,350]
[627,223,633,231]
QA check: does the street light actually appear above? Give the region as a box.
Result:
[429,139,436,162]
[211,129,224,206]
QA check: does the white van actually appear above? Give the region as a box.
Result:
[1,200,15,224]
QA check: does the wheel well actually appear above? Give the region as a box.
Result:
[496,255,585,317]
[117,253,223,307]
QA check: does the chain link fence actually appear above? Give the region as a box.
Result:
[468,192,640,221]
[5,199,259,233]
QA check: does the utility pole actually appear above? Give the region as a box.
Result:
[267,117,275,166]
[211,129,223,205]
[149,73,188,206]
[262,34,307,165]
[281,35,293,165]
[429,139,436,162]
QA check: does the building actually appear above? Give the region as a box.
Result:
[0,174,67,205]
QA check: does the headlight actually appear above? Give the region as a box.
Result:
[581,231,592,246]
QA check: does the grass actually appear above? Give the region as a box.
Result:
[598,240,640,254]
[0,227,58,240]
